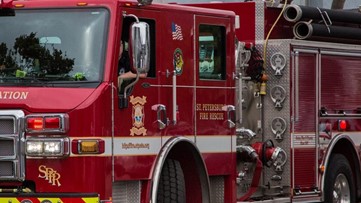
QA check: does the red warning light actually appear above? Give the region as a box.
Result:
[339,120,347,131]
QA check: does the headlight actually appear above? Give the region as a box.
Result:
[26,137,69,157]
[44,141,62,154]
[26,141,44,154]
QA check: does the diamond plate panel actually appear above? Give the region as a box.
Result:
[255,1,265,42]
[261,39,292,196]
[112,181,141,203]
[210,176,224,203]
[238,40,293,199]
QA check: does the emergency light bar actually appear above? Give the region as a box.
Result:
[0,0,15,16]
[137,0,152,5]
[25,114,68,133]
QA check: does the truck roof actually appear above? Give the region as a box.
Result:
[10,0,236,18]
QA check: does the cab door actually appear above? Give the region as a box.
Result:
[113,7,163,181]
[194,15,235,181]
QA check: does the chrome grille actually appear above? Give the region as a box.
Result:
[0,117,15,134]
[0,110,25,181]
[0,161,14,176]
[0,139,15,156]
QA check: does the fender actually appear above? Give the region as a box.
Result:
[320,133,361,201]
[150,136,211,203]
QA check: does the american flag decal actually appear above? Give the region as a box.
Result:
[172,22,183,40]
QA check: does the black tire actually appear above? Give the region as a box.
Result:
[157,159,186,203]
[324,153,356,203]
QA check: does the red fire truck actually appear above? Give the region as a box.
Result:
[1,0,361,202]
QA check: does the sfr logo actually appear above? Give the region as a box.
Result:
[38,165,61,186]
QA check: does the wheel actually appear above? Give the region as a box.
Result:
[157,159,186,203]
[324,153,356,203]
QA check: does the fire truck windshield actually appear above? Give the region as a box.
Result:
[0,8,109,86]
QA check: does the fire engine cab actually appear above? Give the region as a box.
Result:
[0,0,361,202]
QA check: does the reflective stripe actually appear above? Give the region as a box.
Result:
[82,197,100,203]
[0,197,99,203]
[196,136,233,153]
[70,135,235,156]
[39,197,62,202]
[115,137,161,156]
[0,198,20,203]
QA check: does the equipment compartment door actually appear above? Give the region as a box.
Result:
[291,48,319,194]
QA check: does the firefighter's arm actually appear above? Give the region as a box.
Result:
[118,71,147,79]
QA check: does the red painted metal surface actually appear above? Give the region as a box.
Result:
[0,0,238,202]
[191,2,294,45]
[293,52,317,132]
[191,2,256,45]
[321,54,361,111]
[0,197,99,203]
[26,157,112,194]
[0,87,95,111]
[264,7,294,39]
[293,148,316,190]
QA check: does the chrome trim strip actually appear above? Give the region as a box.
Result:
[320,50,361,57]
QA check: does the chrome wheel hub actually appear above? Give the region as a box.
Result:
[333,173,350,203]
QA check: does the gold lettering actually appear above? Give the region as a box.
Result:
[197,103,227,120]
[46,168,55,182]
[38,165,61,187]
[196,104,201,111]
[200,112,208,120]
[201,103,225,111]
[202,104,208,111]
[38,165,47,178]
[50,171,61,186]
[209,113,224,120]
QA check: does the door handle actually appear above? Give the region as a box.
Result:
[222,105,236,129]
[152,104,168,130]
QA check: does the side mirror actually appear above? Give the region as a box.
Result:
[235,40,250,70]
[130,22,150,74]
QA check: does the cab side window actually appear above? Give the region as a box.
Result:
[199,25,226,80]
